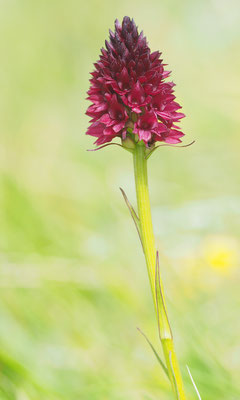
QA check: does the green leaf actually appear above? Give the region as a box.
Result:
[155,251,172,340]
[137,328,169,380]
[120,187,143,249]
[169,351,180,400]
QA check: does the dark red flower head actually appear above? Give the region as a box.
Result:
[86,17,185,147]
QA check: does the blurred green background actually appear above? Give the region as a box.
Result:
[0,0,240,399]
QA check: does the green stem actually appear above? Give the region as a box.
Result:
[133,142,186,400]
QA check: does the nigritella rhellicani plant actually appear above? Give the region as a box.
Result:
[86,16,198,400]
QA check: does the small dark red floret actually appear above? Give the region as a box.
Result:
[86,16,185,147]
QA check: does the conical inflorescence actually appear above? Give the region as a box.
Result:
[86,17,185,147]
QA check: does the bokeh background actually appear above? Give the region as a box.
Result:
[1,0,240,399]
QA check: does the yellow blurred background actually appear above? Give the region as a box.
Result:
[0,0,240,399]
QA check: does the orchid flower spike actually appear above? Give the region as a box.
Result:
[86,17,185,149]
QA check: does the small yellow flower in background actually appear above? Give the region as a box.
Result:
[203,236,239,275]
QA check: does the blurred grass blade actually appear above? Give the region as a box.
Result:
[120,187,143,248]
[137,327,169,379]
[186,365,202,400]
[155,251,172,340]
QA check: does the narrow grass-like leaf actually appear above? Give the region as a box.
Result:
[137,327,169,379]
[169,351,180,400]
[120,187,143,249]
[155,251,173,340]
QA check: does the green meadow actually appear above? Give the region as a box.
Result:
[0,0,240,398]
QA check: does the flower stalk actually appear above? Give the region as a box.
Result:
[133,141,186,399]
